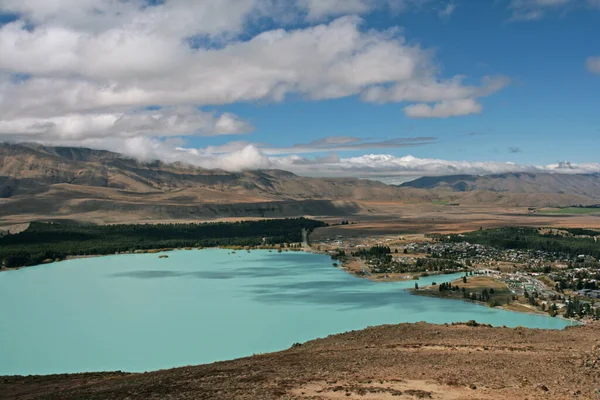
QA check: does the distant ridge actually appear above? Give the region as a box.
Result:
[2,142,600,224]
[400,172,600,198]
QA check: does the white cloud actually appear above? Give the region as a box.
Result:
[299,0,373,19]
[0,107,253,140]
[403,98,483,118]
[439,3,456,18]
[273,153,600,179]
[365,75,510,103]
[297,0,433,20]
[29,136,272,172]
[24,135,600,178]
[586,57,600,74]
[363,76,509,118]
[0,17,430,118]
[0,0,260,37]
[507,0,599,20]
[0,0,510,163]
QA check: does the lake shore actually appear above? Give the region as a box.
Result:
[0,246,578,324]
[0,245,307,272]
[410,275,583,325]
[2,321,597,400]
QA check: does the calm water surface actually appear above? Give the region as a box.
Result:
[0,249,571,375]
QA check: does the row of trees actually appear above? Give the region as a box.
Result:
[351,245,391,258]
[563,296,595,319]
[438,282,460,292]
[444,227,600,259]
[415,258,464,272]
[553,268,600,291]
[0,218,327,268]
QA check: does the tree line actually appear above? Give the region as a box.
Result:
[443,227,600,259]
[0,218,327,269]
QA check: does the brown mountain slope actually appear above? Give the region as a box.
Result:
[400,172,600,199]
[2,143,600,224]
[2,322,599,400]
[0,143,414,202]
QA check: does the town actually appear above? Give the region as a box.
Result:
[316,226,600,322]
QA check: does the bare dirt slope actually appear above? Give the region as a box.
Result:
[2,322,599,400]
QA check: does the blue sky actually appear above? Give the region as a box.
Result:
[0,0,599,179]
[210,1,600,164]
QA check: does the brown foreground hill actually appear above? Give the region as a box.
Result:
[2,143,600,227]
[2,322,599,400]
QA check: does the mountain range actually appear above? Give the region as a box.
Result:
[400,173,600,198]
[1,143,599,225]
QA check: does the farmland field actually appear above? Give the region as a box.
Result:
[538,207,600,215]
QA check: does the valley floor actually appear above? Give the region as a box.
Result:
[2,322,599,400]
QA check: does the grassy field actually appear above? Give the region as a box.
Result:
[414,276,513,305]
[431,200,449,205]
[538,207,600,215]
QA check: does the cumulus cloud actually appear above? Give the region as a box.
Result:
[586,57,600,74]
[22,135,599,179]
[0,107,253,140]
[297,0,434,20]
[107,138,600,177]
[274,153,600,179]
[29,136,272,172]
[362,76,510,104]
[0,0,512,170]
[403,99,483,118]
[0,16,464,121]
[364,76,509,118]
[0,2,507,117]
[0,0,260,37]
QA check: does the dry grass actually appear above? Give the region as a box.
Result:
[3,322,600,400]
[311,204,600,240]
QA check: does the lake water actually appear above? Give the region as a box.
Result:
[0,249,571,375]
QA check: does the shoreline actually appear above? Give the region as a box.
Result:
[0,245,310,272]
[409,279,582,325]
[330,254,465,283]
[0,246,582,324]
[3,321,598,400]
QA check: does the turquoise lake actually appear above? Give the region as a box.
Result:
[0,249,571,375]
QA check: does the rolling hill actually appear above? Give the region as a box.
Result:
[2,143,600,225]
[400,172,600,199]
